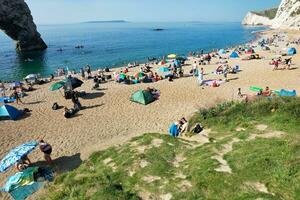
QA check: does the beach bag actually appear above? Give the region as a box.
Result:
[192,123,203,134]
[52,103,59,110]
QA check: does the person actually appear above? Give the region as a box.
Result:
[10,88,22,104]
[223,65,229,81]
[179,118,189,134]
[284,58,292,70]
[71,91,81,111]
[207,53,212,64]
[0,81,5,97]
[262,86,271,97]
[273,59,279,71]
[86,65,92,77]
[39,140,52,164]
[192,61,198,77]
[80,68,85,79]
[50,74,54,82]
[237,88,243,98]
[198,68,204,86]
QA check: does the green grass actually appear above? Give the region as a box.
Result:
[252,8,278,20]
[42,97,300,200]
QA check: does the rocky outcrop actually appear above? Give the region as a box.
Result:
[0,0,47,51]
[272,0,300,29]
[242,12,273,26]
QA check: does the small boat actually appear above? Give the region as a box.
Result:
[153,28,164,31]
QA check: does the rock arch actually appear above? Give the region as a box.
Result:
[0,0,47,51]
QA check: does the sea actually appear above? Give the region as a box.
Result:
[0,22,265,81]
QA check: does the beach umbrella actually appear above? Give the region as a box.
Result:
[63,77,83,89]
[10,82,22,89]
[49,81,65,91]
[167,54,177,59]
[24,74,37,80]
[0,141,38,173]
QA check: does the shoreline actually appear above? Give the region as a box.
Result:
[0,26,265,82]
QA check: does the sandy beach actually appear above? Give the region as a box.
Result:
[0,29,300,187]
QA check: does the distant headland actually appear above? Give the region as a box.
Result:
[83,20,128,24]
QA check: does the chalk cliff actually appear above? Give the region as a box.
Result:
[0,0,47,51]
[242,12,273,26]
[242,0,300,30]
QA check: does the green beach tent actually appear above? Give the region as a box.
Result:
[131,90,155,105]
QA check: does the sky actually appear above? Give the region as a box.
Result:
[26,0,281,24]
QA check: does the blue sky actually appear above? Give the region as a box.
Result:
[26,0,281,24]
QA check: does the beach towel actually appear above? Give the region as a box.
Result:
[0,97,16,103]
[204,80,225,87]
[250,86,263,92]
[1,167,54,200]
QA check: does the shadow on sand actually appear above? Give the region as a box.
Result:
[82,104,105,110]
[32,153,82,174]
[81,92,105,100]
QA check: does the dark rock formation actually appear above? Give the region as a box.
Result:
[0,0,47,51]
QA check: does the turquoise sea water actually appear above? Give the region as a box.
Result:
[0,22,264,81]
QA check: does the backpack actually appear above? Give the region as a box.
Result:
[192,123,203,134]
[52,103,59,110]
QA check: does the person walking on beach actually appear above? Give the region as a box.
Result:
[11,88,22,104]
[273,59,279,71]
[192,61,198,77]
[198,68,204,86]
[80,68,85,79]
[39,140,53,164]
[223,65,229,81]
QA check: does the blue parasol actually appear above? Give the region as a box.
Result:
[10,82,23,89]
[0,141,38,173]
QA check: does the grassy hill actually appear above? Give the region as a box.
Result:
[41,97,300,200]
[252,8,278,20]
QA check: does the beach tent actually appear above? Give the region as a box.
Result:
[279,89,297,97]
[0,105,23,120]
[230,51,239,58]
[131,90,155,105]
[287,48,297,55]
[218,49,226,54]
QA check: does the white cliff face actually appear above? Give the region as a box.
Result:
[242,12,273,26]
[242,0,300,30]
[272,0,300,29]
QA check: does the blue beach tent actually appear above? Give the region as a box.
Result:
[230,51,239,58]
[287,48,297,55]
[0,105,23,120]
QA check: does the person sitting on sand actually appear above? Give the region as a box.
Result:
[179,118,189,135]
[216,65,223,74]
[154,72,162,81]
[39,140,53,164]
[262,86,271,97]
[63,107,77,118]
[71,91,82,110]
[284,58,292,70]
[15,155,31,172]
